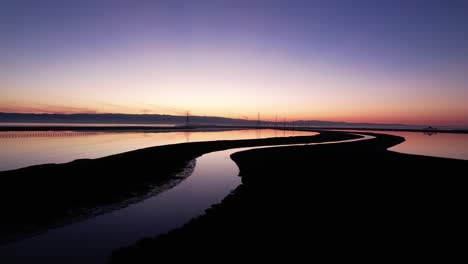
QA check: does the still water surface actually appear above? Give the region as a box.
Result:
[333,130,468,160]
[1,128,467,172]
[1,133,378,264]
[0,129,308,171]
[0,147,246,263]
[2,130,465,263]
[0,122,177,127]
[0,131,329,264]
[387,131,468,160]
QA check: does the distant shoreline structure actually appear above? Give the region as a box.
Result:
[2,112,466,130]
[0,124,467,134]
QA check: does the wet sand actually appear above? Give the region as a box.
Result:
[0,131,356,244]
[111,132,468,263]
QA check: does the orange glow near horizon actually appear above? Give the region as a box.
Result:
[1,102,467,127]
[2,1,468,127]
[2,45,467,127]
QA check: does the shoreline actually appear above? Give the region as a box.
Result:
[0,125,238,133]
[0,125,467,134]
[110,131,468,263]
[315,126,468,134]
[0,160,197,246]
[0,130,357,245]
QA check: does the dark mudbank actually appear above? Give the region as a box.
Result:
[111,132,468,263]
[0,130,352,244]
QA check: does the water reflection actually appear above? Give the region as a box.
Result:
[184,131,191,142]
[0,129,312,171]
[388,131,468,160]
[423,131,438,136]
[2,131,356,264]
[334,130,468,160]
[0,148,244,264]
[0,122,177,127]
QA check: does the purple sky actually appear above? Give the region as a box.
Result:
[1,0,467,125]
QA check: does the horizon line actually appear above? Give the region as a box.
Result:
[0,112,461,128]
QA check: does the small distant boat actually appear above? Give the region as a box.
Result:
[423,126,438,135]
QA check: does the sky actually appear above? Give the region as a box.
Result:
[1,0,467,126]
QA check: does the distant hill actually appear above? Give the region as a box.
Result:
[290,120,421,129]
[0,112,421,129]
[0,113,255,126]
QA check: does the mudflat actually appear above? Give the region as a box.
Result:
[111,132,468,263]
[0,130,355,244]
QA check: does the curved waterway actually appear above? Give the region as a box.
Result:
[333,129,468,160]
[0,129,310,172]
[0,133,372,263]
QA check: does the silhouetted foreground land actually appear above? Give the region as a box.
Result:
[0,131,355,244]
[111,132,468,263]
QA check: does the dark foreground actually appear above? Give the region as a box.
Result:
[0,131,354,244]
[111,132,468,263]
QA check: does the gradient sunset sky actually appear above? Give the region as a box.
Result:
[1,0,467,126]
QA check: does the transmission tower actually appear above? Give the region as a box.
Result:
[185,111,190,126]
[256,112,260,128]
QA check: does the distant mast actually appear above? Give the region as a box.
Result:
[185,111,190,126]
[256,112,261,128]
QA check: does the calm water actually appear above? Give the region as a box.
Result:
[1,129,466,262]
[0,147,246,264]
[1,133,377,264]
[0,129,309,172]
[0,122,177,127]
[1,129,467,172]
[387,131,468,160]
[333,130,468,160]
